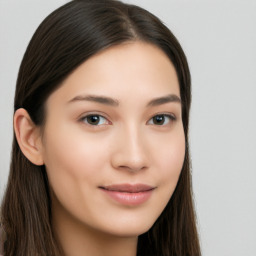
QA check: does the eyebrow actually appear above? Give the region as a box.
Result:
[68,93,181,107]
[68,94,119,106]
[147,94,181,106]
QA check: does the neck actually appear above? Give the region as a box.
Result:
[52,197,138,256]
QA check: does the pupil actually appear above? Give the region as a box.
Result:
[88,115,99,125]
[154,115,164,125]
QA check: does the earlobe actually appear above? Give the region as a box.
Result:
[14,108,44,166]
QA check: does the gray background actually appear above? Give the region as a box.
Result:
[0,0,256,255]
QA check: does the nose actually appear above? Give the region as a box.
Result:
[111,126,149,173]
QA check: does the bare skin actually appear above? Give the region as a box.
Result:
[14,41,185,256]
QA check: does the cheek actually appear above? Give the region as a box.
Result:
[152,128,185,192]
[151,127,185,171]
[42,128,112,220]
[42,126,110,197]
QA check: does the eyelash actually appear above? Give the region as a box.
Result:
[79,113,176,127]
[80,114,111,126]
[147,114,176,126]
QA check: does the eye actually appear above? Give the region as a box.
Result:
[148,114,176,126]
[81,114,110,126]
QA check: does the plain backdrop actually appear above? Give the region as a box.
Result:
[0,0,256,255]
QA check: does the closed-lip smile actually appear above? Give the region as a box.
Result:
[99,183,156,206]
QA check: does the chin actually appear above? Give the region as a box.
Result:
[98,216,156,238]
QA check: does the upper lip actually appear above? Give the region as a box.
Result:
[99,184,155,193]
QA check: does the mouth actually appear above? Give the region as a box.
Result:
[99,184,155,206]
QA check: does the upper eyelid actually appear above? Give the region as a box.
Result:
[78,111,110,120]
[148,112,176,120]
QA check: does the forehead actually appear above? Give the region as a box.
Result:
[47,41,180,107]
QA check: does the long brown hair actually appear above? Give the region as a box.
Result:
[0,0,201,255]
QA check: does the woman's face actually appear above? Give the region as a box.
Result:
[41,41,185,237]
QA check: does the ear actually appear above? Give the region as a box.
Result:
[14,108,44,166]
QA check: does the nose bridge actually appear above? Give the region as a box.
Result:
[111,122,148,172]
[126,124,144,156]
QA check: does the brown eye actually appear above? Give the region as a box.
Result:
[152,115,165,125]
[82,115,109,125]
[148,114,176,126]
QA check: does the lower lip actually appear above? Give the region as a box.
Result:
[101,189,153,206]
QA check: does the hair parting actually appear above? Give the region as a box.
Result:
[1,1,201,255]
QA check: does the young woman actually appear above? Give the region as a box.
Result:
[0,0,201,255]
